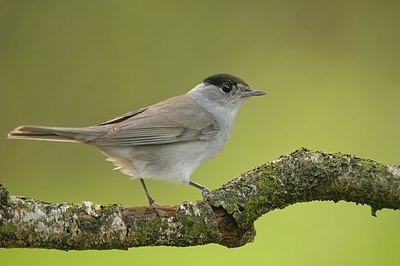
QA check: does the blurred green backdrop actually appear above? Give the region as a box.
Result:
[1,0,400,265]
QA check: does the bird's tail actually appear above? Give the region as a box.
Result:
[7,125,102,143]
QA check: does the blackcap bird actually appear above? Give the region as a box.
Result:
[8,73,265,207]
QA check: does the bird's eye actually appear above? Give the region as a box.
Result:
[221,83,233,93]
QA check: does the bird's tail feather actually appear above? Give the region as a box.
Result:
[7,125,101,143]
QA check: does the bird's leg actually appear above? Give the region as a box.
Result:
[189,180,210,198]
[139,178,159,209]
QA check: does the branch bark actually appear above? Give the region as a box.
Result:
[1,148,399,250]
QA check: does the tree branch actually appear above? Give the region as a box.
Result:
[1,148,399,250]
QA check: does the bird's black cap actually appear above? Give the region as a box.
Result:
[203,73,249,88]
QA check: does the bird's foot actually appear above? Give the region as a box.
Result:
[148,198,159,209]
[148,199,166,216]
[201,187,210,198]
[188,180,211,200]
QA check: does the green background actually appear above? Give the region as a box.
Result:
[1,1,400,265]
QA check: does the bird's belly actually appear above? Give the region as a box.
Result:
[98,134,228,183]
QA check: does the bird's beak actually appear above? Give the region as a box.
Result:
[239,87,266,98]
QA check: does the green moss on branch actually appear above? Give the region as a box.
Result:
[207,148,400,229]
[1,148,399,249]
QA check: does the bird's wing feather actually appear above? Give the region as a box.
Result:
[89,95,220,146]
[97,107,148,126]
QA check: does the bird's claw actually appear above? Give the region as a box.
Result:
[149,200,159,210]
[202,187,210,198]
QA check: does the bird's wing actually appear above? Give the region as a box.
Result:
[89,95,220,146]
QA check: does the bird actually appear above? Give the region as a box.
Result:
[8,73,265,208]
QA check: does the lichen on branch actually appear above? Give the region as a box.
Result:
[1,148,399,250]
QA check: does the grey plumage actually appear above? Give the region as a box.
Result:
[8,73,265,206]
[9,96,219,145]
